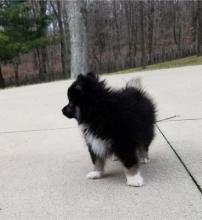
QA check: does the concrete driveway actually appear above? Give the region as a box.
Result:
[0,66,202,219]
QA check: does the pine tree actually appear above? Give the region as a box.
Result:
[0,0,54,86]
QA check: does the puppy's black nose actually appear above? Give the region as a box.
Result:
[62,105,75,118]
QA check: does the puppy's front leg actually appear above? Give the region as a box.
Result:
[86,146,105,179]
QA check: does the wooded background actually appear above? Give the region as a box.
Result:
[0,0,202,88]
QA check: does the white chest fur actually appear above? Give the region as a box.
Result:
[80,124,111,158]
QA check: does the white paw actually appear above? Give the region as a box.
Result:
[86,171,103,179]
[126,172,144,187]
[140,157,150,164]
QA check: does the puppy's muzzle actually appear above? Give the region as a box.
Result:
[62,105,75,118]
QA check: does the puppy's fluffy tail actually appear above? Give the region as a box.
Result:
[126,78,142,89]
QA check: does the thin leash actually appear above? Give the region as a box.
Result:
[156,115,178,123]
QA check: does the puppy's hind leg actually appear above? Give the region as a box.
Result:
[138,145,150,164]
[86,146,105,179]
[115,148,144,187]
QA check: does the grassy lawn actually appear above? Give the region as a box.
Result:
[112,55,202,75]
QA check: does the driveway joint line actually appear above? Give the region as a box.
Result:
[156,124,202,195]
[0,127,77,134]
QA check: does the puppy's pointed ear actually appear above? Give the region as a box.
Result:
[77,73,84,80]
[74,83,82,92]
[86,72,98,80]
[75,74,85,93]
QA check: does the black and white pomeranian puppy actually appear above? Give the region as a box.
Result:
[62,72,156,187]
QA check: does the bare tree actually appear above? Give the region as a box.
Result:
[197,0,202,55]
[123,1,138,67]
[12,57,20,86]
[66,0,89,78]
[140,1,146,68]
[148,0,155,64]
[191,1,197,43]
[50,0,70,78]
[0,64,5,88]
[30,0,50,81]
[112,0,121,65]
[173,0,182,53]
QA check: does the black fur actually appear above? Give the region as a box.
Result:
[62,72,156,170]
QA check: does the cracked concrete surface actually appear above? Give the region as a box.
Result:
[0,65,202,219]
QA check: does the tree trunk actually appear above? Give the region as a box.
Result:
[13,60,19,86]
[32,50,38,71]
[148,0,155,65]
[124,1,137,67]
[140,1,146,69]
[191,1,197,43]
[112,0,121,61]
[36,48,46,81]
[197,0,202,55]
[58,1,70,78]
[0,64,5,88]
[66,0,89,78]
[39,1,51,80]
[173,1,182,54]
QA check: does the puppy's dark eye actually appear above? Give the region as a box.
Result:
[68,95,76,104]
[68,101,74,108]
